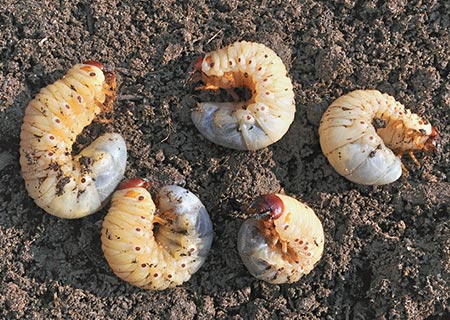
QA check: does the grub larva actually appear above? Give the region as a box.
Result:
[238,194,324,284]
[101,178,214,290]
[20,61,127,219]
[318,90,439,185]
[190,41,295,151]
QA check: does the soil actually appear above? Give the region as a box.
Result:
[0,1,449,319]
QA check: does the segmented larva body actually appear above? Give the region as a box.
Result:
[238,194,324,284]
[101,178,214,290]
[191,41,295,151]
[319,90,439,185]
[20,62,127,219]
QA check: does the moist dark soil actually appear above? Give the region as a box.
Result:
[0,1,449,319]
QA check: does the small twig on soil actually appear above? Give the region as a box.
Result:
[115,67,131,73]
[370,222,400,241]
[160,120,176,143]
[206,29,223,45]
[38,37,48,46]
[116,94,144,101]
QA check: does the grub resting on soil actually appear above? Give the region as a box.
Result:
[101,178,213,290]
[319,90,438,185]
[238,194,324,284]
[20,62,127,218]
[191,41,295,151]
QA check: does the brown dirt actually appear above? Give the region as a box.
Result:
[0,1,449,319]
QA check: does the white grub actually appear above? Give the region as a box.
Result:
[319,90,438,185]
[192,41,295,151]
[20,62,127,218]
[101,179,213,290]
[238,194,324,284]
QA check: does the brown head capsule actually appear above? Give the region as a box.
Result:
[248,194,284,220]
[423,126,440,154]
[83,60,104,70]
[238,194,324,284]
[118,177,152,190]
[192,56,204,73]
